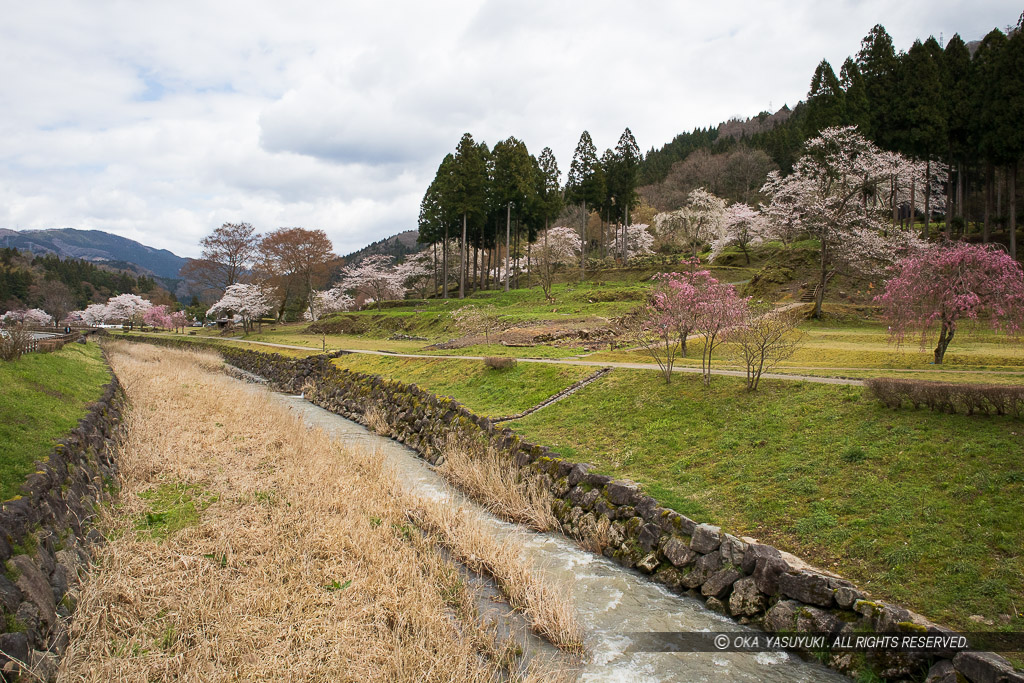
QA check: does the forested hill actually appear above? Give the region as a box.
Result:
[640,15,1024,191]
[340,229,419,265]
[0,247,168,317]
[0,228,187,279]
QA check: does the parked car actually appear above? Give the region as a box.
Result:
[191,320,204,327]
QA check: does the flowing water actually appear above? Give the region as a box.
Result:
[270,390,847,682]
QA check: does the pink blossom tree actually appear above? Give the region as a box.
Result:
[78,303,110,326]
[761,126,926,319]
[693,282,748,386]
[169,310,189,333]
[143,304,173,330]
[876,243,1024,364]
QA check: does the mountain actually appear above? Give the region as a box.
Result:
[0,228,188,280]
[340,229,420,265]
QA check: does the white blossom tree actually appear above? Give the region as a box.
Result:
[104,294,152,328]
[395,250,434,299]
[339,255,406,309]
[532,225,582,300]
[761,126,926,318]
[622,223,655,261]
[1,308,53,326]
[78,303,110,326]
[681,188,727,257]
[207,283,276,333]
[709,203,768,263]
[305,288,355,322]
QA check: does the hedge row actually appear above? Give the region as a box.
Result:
[866,377,1024,418]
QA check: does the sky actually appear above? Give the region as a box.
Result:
[0,1,1017,259]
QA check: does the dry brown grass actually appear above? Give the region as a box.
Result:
[407,502,585,655]
[437,433,559,533]
[59,341,576,682]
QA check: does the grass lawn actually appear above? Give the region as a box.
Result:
[332,354,594,417]
[508,368,1024,633]
[0,341,110,501]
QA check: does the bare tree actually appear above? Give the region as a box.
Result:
[731,307,804,390]
[181,222,261,298]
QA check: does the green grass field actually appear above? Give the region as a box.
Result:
[332,354,594,417]
[0,341,111,501]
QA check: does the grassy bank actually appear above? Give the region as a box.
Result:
[0,341,110,501]
[510,369,1024,633]
[320,351,1024,635]
[333,354,594,417]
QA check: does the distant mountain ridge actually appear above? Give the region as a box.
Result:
[0,228,188,280]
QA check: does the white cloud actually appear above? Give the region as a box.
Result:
[0,0,1015,258]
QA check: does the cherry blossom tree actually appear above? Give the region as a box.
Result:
[681,188,727,257]
[533,226,582,300]
[207,283,275,334]
[1,308,54,326]
[622,224,655,262]
[169,310,189,333]
[338,255,407,309]
[649,263,717,358]
[397,249,435,299]
[305,288,355,322]
[143,304,173,330]
[78,303,110,326]
[876,242,1024,364]
[761,126,925,318]
[693,281,747,386]
[710,203,768,264]
[103,293,152,328]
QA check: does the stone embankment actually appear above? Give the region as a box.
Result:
[0,370,124,681]
[127,337,1024,683]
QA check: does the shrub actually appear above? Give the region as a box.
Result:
[0,326,33,361]
[865,377,1024,419]
[483,356,516,370]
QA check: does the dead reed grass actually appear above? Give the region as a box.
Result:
[59,341,575,682]
[406,502,584,655]
[437,433,559,533]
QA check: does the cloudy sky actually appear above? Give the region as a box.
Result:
[0,1,1015,258]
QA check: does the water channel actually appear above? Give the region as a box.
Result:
[266,387,847,682]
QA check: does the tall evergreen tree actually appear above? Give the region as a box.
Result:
[971,29,1009,244]
[839,58,870,132]
[566,131,604,277]
[856,24,898,148]
[805,60,845,136]
[942,34,972,234]
[609,128,641,259]
[999,28,1024,258]
[897,39,947,238]
[451,133,488,298]
[491,136,535,291]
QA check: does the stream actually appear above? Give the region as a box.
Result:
[267,388,848,682]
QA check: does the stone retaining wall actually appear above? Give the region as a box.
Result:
[128,337,1024,683]
[0,367,124,681]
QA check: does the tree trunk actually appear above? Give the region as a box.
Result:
[505,202,511,292]
[432,242,438,298]
[442,226,449,299]
[459,213,466,299]
[813,238,827,319]
[1010,161,1018,261]
[934,320,955,364]
[923,157,931,239]
[580,200,587,281]
[984,161,993,242]
[909,176,916,234]
[944,155,953,237]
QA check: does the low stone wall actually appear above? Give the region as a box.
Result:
[126,337,1024,683]
[0,369,124,681]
